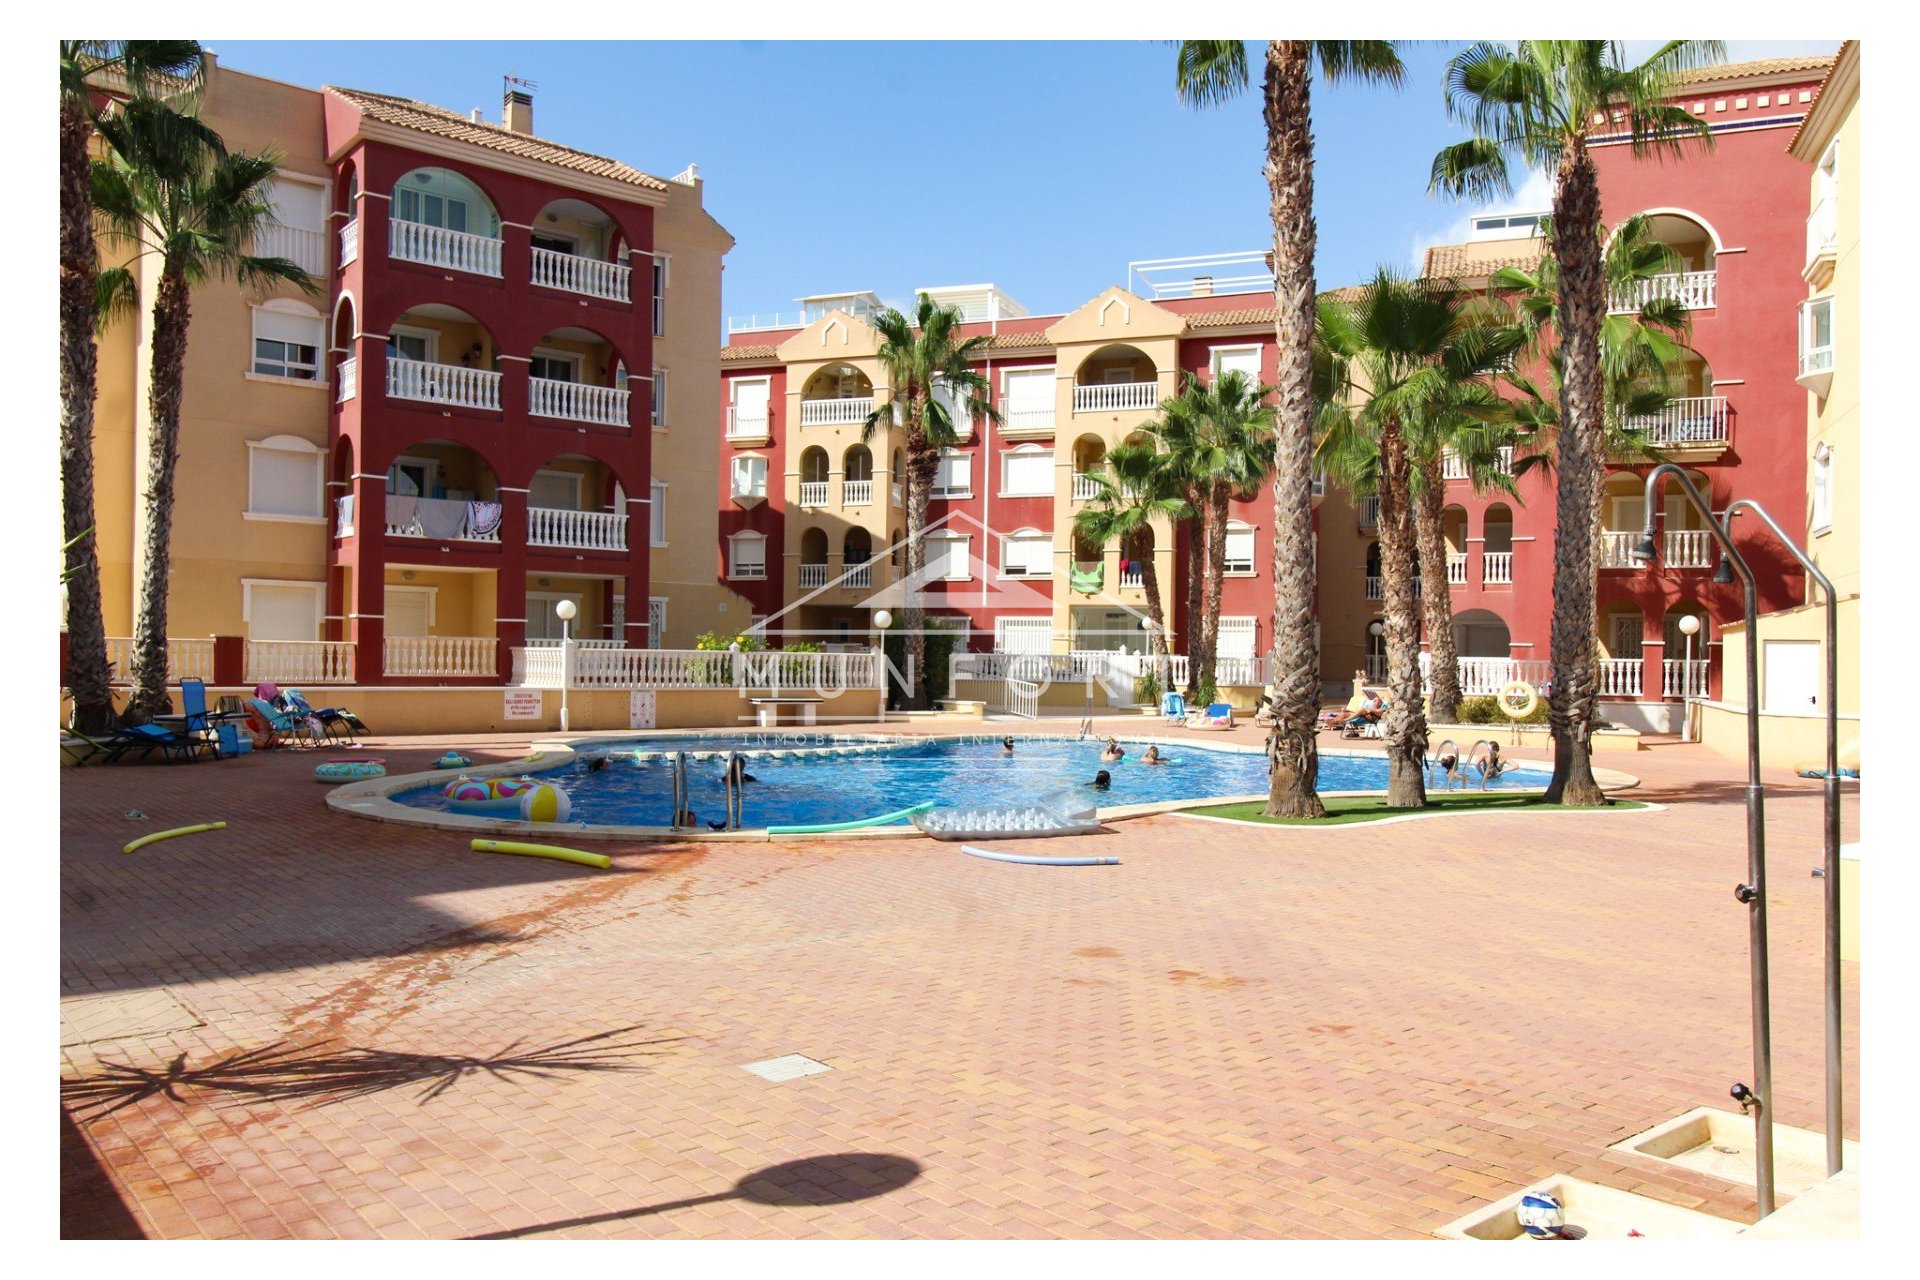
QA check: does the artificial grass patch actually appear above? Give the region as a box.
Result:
[1189,791,1647,827]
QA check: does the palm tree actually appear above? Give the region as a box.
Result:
[1315,270,1511,807]
[1430,39,1722,805]
[1071,440,1191,670]
[862,294,999,707]
[1189,370,1278,697]
[1176,39,1404,818]
[1141,383,1212,700]
[93,98,318,719]
[59,41,205,733]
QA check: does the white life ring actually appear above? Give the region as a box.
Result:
[1498,681,1539,720]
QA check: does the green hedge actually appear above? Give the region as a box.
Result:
[1452,694,1549,725]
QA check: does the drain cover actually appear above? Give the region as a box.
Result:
[741,1053,832,1082]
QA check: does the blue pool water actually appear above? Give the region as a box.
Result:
[392,734,1550,830]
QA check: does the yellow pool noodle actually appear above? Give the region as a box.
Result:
[470,839,611,870]
[122,821,227,855]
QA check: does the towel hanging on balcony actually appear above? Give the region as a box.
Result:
[1069,564,1104,595]
[466,500,502,539]
[385,494,420,533]
[415,496,468,540]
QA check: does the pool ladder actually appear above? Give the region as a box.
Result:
[669,750,691,830]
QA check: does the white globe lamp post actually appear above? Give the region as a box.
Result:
[555,599,578,731]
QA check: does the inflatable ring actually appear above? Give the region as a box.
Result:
[1498,681,1539,721]
[433,752,471,769]
[316,760,386,783]
[443,775,541,813]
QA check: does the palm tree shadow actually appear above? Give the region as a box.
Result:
[60,1025,683,1119]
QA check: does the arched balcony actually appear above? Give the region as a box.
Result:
[1599,469,1715,570]
[798,527,831,590]
[383,304,502,413]
[842,445,874,506]
[1608,210,1719,313]
[376,440,502,544]
[1070,435,1107,502]
[529,326,630,428]
[1072,344,1158,414]
[528,198,632,303]
[798,447,830,508]
[1662,604,1712,699]
[388,167,504,278]
[527,454,629,552]
[1442,505,1469,586]
[1482,503,1515,584]
[1621,346,1731,451]
[800,364,876,427]
[843,528,875,589]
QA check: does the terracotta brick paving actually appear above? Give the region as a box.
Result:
[60,721,1860,1239]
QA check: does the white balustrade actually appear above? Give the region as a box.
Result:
[1358,496,1379,528]
[388,218,502,277]
[841,561,873,589]
[891,483,902,506]
[842,479,873,506]
[1599,657,1644,698]
[386,496,500,542]
[334,494,355,537]
[514,646,880,692]
[1447,554,1468,585]
[338,217,359,267]
[1072,382,1158,413]
[1214,656,1268,687]
[529,247,631,302]
[997,398,1055,433]
[244,640,355,685]
[336,355,357,403]
[1365,575,1382,600]
[798,482,830,508]
[1439,657,1553,697]
[1071,472,1102,502]
[384,635,496,678]
[1609,269,1717,313]
[1663,658,1711,699]
[1482,551,1513,584]
[1625,395,1730,446]
[254,220,326,277]
[527,507,628,550]
[1442,449,1468,480]
[103,636,218,685]
[800,398,871,426]
[798,564,829,588]
[1363,655,1388,682]
[386,359,502,411]
[1118,566,1144,590]
[1597,531,1642,569]
[529,377,629,427]
[727,408,770,438]
[1664,529,1715,569]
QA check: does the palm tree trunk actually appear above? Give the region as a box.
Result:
[1543,145,1609,806]
[128,263,191,721]
[1181,506,1204,701]
[1376,423,1428,808]
[1198,481,1230,696]
[902,405,934,710]
[60,94,115,734]
[1414,455,1463,723]
[1132,530,1170,661]
[1260,40,1326,819]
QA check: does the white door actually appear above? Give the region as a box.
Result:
[731,378,770,417]
[1762,641,1822,713]
[996,617,1054,653]
[383,588,433,638]
[1218,617,1257,659]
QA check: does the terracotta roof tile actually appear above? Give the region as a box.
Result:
[1675,53,1836,86]
[983,330,1053,350]
[327,87,669,192]
[1186,306,1276,329]
[1420,243,1547,280]
[721,344,779,363]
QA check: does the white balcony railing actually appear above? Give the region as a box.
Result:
[1663,529,1715,569]
[1806,197,1838,267]
[798,563,829,588]
[727,408,770,439]
[997,398,1054,432]
[842,479,873,506]
[800,398,871,426]
[1364,575,1421,600]
[334,494,355,537]
[1482,551,1513,584]
[1073,382,1158,414]
[255,220,326,277]
[336,356,358,404]
[1214,656,1268,687]
[1442,449,1469,480]
[842,560,873,589]
[1625,395,1730,446]
[103,636,217,685]
[527,507,628,551]
[387,496,501,543]
[1609,269,1717,314]
[1663,658,1711,699]
[338,217,359,267]
[1434,657,1554,698]
[1118,565,1144,590]
[1599,657,1644,698]
[529,378,629,427]
[529,247,631,302]
[514,646,882,693]
[388,219,502,277]
[1597,530,1641,569]
[1446,554,1468,585]
[1358,496,1379,529]
[798,481,830,508]
[1071,472,1102,502]
[244,640,355,685]
[386,359,502,412]
[383,635,496,678]
[891,483,902,507]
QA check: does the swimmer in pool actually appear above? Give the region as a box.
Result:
[1140,745,1167,766]
[1091,769,1112,790]
[1000,736,1016,756]
[587,756,610,772]
[1101,737,1125,763]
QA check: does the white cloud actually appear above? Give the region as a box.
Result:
[1408,169,1553,273]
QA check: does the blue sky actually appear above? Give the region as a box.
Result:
[212,39,1842,327]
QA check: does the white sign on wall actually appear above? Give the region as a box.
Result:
[629,690,656,730]
[504,688,544,720]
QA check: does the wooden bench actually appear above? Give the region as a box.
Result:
[750,696,824,727]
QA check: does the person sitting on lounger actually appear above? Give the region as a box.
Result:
[1140,745,1168,766]
[1468,739,1509,790]
[1101,738,1125,763]
[1345,690,1386,737]
[1091,769,1112,790]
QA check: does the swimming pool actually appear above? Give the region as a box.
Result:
[388,734,1551,831]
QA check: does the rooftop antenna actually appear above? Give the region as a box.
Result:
[504,73,539,96]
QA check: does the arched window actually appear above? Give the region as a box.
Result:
[1000,443,1052,496]
[246,434,325,519]
[1000,527,1052,579]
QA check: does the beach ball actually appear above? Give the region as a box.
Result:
[1515,1192,1564,1239]
[444,779,489,803]
[519,784,572,824]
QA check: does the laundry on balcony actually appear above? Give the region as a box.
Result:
[1069,564,1105,594]
[385,494,419,532]
[415,496,471,540]
[466,500,503,539]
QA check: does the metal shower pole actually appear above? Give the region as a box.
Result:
[1637,464,1775,1219]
